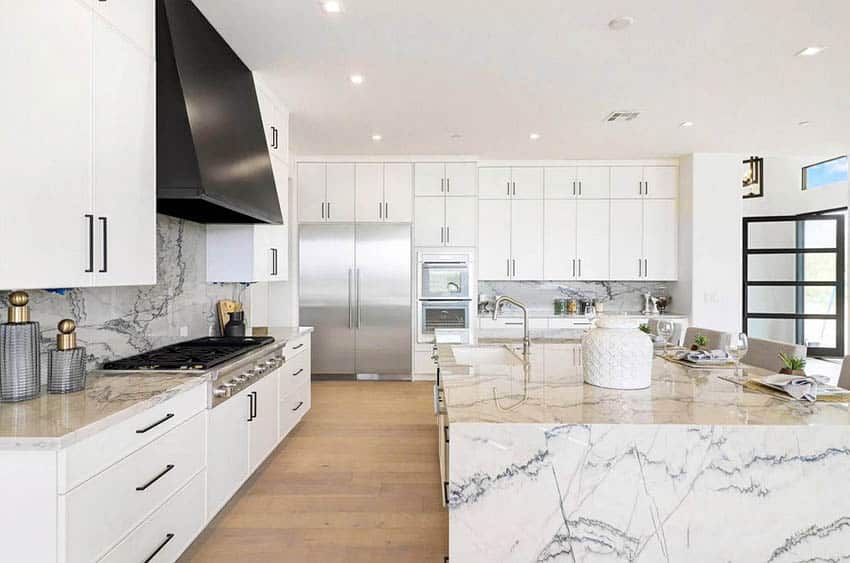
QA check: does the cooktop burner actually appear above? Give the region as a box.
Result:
[101,336,275,371]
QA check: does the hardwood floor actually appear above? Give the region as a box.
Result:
[180,381,448,563]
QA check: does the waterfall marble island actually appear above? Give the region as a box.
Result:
[436,340,850,562]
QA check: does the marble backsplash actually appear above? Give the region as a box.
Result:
[0,215,249,373]
[478,280,676,315]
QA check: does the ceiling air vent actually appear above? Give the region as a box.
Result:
[605,111,640,122]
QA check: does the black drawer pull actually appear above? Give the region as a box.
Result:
[143,533,175,563]
[291,343,304,350]
[135,413,174,434]
[292,368,304,377]
[136,464,175,491]
[292,401,304,412]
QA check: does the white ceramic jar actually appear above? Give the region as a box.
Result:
[581,316,653,389]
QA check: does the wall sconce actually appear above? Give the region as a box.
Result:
[742,156,764,199]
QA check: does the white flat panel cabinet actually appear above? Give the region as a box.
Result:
[207,391,251,520]
[414,163,446,196]
[355,163,384,222]
[298,163,327,223]
[92,15,156,287]
[414,197,446,247]
[479,167,543,199]
[255,86,288,162]
[90,0,154,57]
[384,163,413,222]
[611,166,677,199]
[478,200,511,279]
[643,199,678,279]
[576,200,610,279]
[445,197,477,247]
[325,164,356,222]
[510,200,544,279]
[1,0,157,291]
[249,372,279,470]
[610,199,644,280]
[575,167,611,199]
[544,167,576,199]
[444,163,477,196]
[415,162,476,196]
[207,224,288,282]
[543,199,577,279]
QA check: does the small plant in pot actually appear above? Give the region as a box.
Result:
[639,323,651,335]
[778,353,807,376]
[690,334,708,351]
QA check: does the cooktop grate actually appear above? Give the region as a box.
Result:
[101,336,274,371]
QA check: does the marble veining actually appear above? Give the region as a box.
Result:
[0,215,250,374]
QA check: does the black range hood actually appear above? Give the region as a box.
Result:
[156,0,282,224]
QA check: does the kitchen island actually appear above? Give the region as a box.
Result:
[437,339,850,562]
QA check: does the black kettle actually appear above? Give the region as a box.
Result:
[223,310,246,337]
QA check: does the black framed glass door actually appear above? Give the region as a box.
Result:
[743,211,845,357]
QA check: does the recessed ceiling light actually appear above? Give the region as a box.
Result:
[371,134,382,141]
[608,16,634,31]
[529,133,541,140]
[798,120,811,127]
[350,74,364,85]
[796,46,825,57]
[321,1,343,13]
[680,121,694,128]
[450,133,463,140]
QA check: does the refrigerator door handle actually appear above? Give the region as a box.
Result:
[356,268,362,328]
[348,268,353,328]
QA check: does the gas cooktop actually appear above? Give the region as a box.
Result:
[101,336,274,371]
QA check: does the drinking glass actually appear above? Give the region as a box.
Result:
[725,333,749,376]
[657,320,674,355]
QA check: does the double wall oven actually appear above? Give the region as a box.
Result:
[417,253,474,343]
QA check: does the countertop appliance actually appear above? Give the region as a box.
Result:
[299,224,412,380]
[102,336,274,371]
[156,0,281,224]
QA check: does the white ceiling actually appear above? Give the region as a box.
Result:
[193,0,850,159]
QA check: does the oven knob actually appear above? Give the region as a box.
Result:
[226,379,240,387]
[264,359,277,368]
[233,375,248,383]
[213,386,229,398]
[221,381,237,389]
[256,366,267,375]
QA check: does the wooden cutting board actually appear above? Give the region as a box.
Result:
[217,300,243,336]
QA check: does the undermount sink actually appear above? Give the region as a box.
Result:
[450,345,523,366]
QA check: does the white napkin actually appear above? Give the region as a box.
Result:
[678,350,731,364]
[760,374,816,402]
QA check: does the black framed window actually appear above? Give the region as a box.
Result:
[743,210,845,357]
[802,156,848,191]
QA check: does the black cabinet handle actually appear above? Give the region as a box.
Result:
[143,533,175,563]
[292,368,304,377]
[252,391,258,419]
[98,216,108,273]
[85,214,94,272]
[291,343,304,350]
[271,248,278,276]
[292,401,304,412]
[135,413,174,434]
[136,464,175,491]
[248,393,254,422]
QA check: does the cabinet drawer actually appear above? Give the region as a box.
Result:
[438,413,449,507]
[62,412,206,563]
[279,351,310,398]
[279,382,310,439]
[99,469,205,563]
[284,334,310,359]
[59,382,206,493]
[548,318,594,329]
[479,318,548,330]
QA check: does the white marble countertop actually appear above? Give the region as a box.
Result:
[479,310,688,319]
[0,326,313,450]
[438,340,850,426]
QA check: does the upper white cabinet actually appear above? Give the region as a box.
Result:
[298,163,356,223]
[1,0,156,291]
[611,166,678,199]
[255,82,289,162]
[355,163,413,222]
[478,199,543,280]
[414,162,477,196]
[207,224,288,283]
[545,167,611,199]
[610,199,677,280]
[479,167,544,199]
[543,199,610,280]
[414,197,476,247]
[88,0,155,57]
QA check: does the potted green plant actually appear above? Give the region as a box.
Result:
[778,353,807,376]
[639,323,651,335]
[690,334,708,351]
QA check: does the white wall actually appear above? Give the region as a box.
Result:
[673,154,744,333]
[743,155,848,217]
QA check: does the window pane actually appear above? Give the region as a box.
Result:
[803,156,848,190]
[748,318,796,343]
[748,254,797,281]
[802,253,836,282]
[804,286,838,315]
[803,319,836,349]
[747,286,796,314]
[801,219,837,249]
[748,221,796,249]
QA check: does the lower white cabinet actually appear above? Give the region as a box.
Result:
[249,371,280,471]
[206,388,251,520]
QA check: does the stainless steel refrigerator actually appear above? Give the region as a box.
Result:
[299,223,412,379]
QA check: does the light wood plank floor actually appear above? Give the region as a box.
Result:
[180,381,448,563]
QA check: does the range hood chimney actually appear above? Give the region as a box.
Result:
[156,0,282,224]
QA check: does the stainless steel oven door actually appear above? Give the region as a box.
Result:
[420,261,470,300]
[419,301,470,342]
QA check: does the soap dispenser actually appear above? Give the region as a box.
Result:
[47,319,86,394]
[0,291,41,402]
